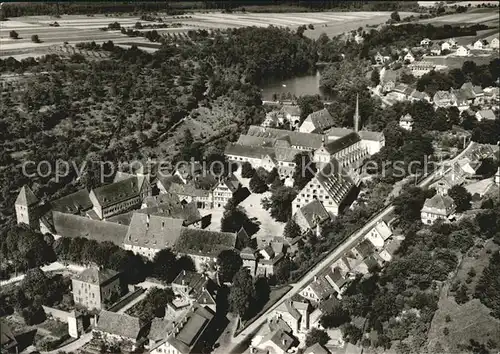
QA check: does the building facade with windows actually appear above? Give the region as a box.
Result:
[72,268,121,310]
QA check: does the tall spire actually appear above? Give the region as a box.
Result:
[354,93,360,132]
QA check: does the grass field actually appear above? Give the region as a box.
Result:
[417,9,499,25]
[1,11,418,58]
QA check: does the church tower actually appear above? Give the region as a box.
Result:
[354,94,360,132]
[15,185,39,228]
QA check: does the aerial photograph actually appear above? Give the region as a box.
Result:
[0,1,499,353]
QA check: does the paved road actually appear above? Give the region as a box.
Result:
[0,262,86,286]
[227,142,475,352]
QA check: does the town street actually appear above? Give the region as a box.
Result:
[227,141,475,353]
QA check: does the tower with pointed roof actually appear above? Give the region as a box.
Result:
[354,94,360,133]
[15,185,39,228]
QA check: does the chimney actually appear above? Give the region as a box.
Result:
[354,93,360,132]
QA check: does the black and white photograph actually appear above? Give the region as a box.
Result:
[0,1,499,353]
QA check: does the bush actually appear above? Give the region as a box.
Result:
[241,162,255,178]
[31,34,40,43]
[249,173,268,194]
[9,30,19,39]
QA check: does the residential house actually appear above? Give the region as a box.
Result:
[72,267,122,310]
[250,329,295,354]
[268,300,310,335]
[475,109,496,121]
[420,38,431,46]
[299,108,335,133]
[174,162,203,184]
[452,88,470,111]
[256,241,285,277]
[94,311,147,350]
[403,51,415,63]
[389,83,413,101]
[262,111,281,128]
[300,267,347,303]
[378,238,401,263]
[421,194,455,225]
[381,69,399,93]
[171,271,217,311]
[409,89,431,103]
[150,305,215,354]
[281,104,302,127]
[358,131,385,155]
[374,52,386,65]
[429,169,465,196]
[399,113,414,131]
[292,159,357,217]
[212,174,241,208]
[408,61,435,77]
[483,86,499,103]
[430,44,441,56]
[490,37,499,49]
[460,82,485,105]
[15,185,39,228]
[123,213,184,260]
[89,172,151,219]
[473,40,483,50]
[441,41,451,51]
[447,38,457,48]
[293,199,331,235]
[365,221,392,249]
[433,90,457,108]
[456,46,470,57]
[166,182,213,209]
[241,247,258,275]
[304,343,331,354]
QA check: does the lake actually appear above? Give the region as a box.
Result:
[260,70,326,101]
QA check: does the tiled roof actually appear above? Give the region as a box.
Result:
[410,90,429,100]
[246,125,324,149]
[175,228,236,257]
[50,189,93,214]
[91,177,141,208]
[73,267,119,285]
[124,213,184,250]
[259,329,295,352]
[275,299,301,321]
[373,221,392,241]
[306,108,335,131]
[295,199,330,229]
[52,211,128,245]
[304,343,330,354]
[274,147,301,162]
[434,90,455,102]
[149,318,174,343]
[96,311,142,340]
[220,174,240,192]
[477,109,496,120]
[307,273,336,300]
[225,143,275,159]
[172,271,215,299]
[168,182,210,198]
[323,132,361,155]
[236,134,275,147]
[423,194,455,214]
[358,130,384,141]
[355,239,375,259]
[400,113,413,122]
[325,127,355,139]
[167,305,214,353]
[316,159,355,205]
[281,105,301,116]
[15,185,38,206]
[324,267,347,289]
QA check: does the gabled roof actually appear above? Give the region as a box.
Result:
[306,273,336,300]
[476,109,496,120]
[275,299,302,321]
[355,239,375,259]
[168,182,210,198]
[358,130,384,141]
[73,267,119,286]
[281,105,301,116]
[124,213,184,250]
[433,90,456,101]
[304,343,330,354]
[175,228,236,257]
[246,125,324,149]
[410,90,430,100]
[400,113,413,122]
[15,185,38,206]
[96,311,142,340]
[91,177,141,208]
[172,271,215,300]
[149,318,174,343]
[218,174,240,193]
[305,108,335,131]
[0,319,18,349]
[316,159,355,205]
[322,132,361,155]
[259,329,295,352]
[50,189,92,214]
[373,221,392,241]
[325,127,355,139]
[423,194,455,214]
[52,211,128,245]
[295,199,330,230]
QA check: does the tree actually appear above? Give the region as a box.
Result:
[394,187,431,226]
[371,69,380,86]
[455,283,469,304]
[391,11,401,22]
[221,199,259,234]
[283,219,301,239]
[292,152,316,190]
[320,305,351,328]
[249,173,268,193]
[265,168,279,185]
[229,268,255,319]
[305,328,330,347]
[448,185,472,212]
[217,249,243,282]
[297,95,324,123]
[9,30,19,39]
[21,268,48,300]
[151,248,178,282]
[241,161,255,178]
[31,34,40,43]
[261,186,297,222]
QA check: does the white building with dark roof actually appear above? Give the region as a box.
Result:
[267,299,310,336]
[94,311,146,350]
[421,194,455,225]
[300,267,347,303]
[15,185,39,228]
[399,113,414,131]
[72,267,121,310]
[299,108,335,133]
[293,199,331,235]
[365,221,392,249]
